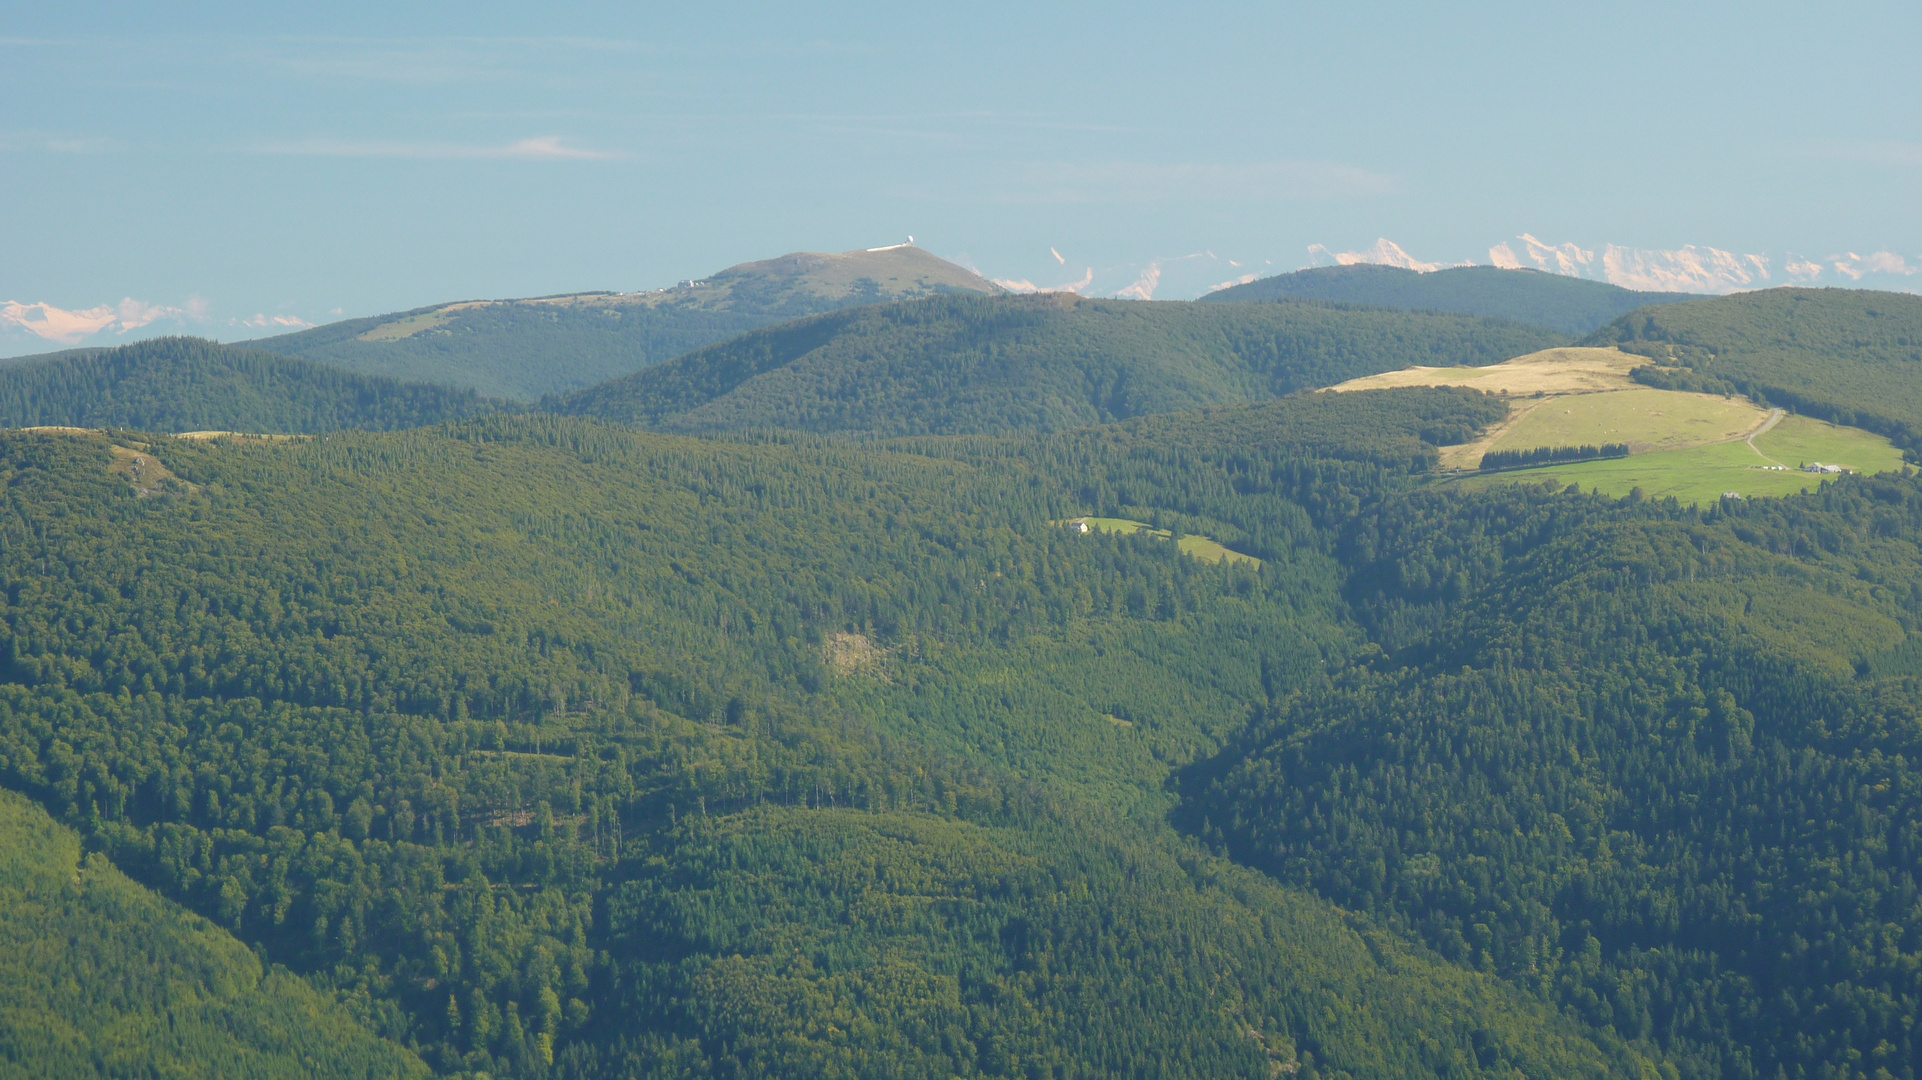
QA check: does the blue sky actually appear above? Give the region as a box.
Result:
[4,1,1919,353]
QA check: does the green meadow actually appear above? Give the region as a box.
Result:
[1068,517,1263,567]
[1490,388,1763,455]
[1456,414,1907,505]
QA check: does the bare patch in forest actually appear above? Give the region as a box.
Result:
[823,632,891,679]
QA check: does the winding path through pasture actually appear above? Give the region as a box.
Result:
[1744,408,1786,466]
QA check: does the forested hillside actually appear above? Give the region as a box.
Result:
[555,293,1562,435]
[1591,287,1922,450]
[1180,474,1922,1080]
[0,788,428,1078]
[10,311,1922,1077]
[255,246,1001,400]
[0,402,1642,1079]
[0,337,499,434]
[1204,264,1696,335]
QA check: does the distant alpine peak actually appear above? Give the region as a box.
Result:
[1303,233,1919,296]
[1306,239,1454,274]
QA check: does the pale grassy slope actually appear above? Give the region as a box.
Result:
[1493,388,1764,454]
[1329,346,1645,396]
[1331,346,1775,468]
[1063,516,1262,567]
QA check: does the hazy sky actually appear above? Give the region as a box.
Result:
[4,1,1919,352]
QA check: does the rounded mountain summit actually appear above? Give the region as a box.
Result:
[252,245,1004,399]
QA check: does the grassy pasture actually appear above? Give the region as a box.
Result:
[1330,346,1643,396]
[1490,388,1764,455]
[1066,517,1262,567]
[1177,534,1261,566]
[1454,414,1906,505]
[1330,348,1774,469]
[1327,344,1903,504]
[353,305,468,341]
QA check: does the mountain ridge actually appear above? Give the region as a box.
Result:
[554,293,1565,436]
[239,245,1002,399]
[1205,263,1699,335]
[0,336,501,434]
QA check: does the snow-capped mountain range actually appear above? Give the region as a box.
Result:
[996,236,1921,303]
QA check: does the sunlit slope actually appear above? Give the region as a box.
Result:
[0,788,428,1080]
[558,293,1562,436]
[1203,263,1696,335]
[1331,345,1904,503]
[252,245,1002,399]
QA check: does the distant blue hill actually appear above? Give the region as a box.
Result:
[1202,264,1697,336]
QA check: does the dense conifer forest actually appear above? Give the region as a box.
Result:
[554,293,1563,435]
[0,337,500,434]
[0,788,430,1078]
[0,395,1642,1078]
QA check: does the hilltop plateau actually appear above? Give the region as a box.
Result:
[0,336,500,434]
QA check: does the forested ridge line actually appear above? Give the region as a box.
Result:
[252,244,1002,400]
[0,787,431,1079]
[0,336,503,434]
[1203,263,1697,336]
[554,292,1563,436]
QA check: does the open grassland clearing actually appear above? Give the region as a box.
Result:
[15,427,200,496]
[1330,346,1760,469]
[353,303,483,341]
[1330,346,1644,396]
[1487,388,1765,455]
[1064,517,1262,567]
[1452,414,1907,505]
[106,442,194,496]
[1325,346,1882,489]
